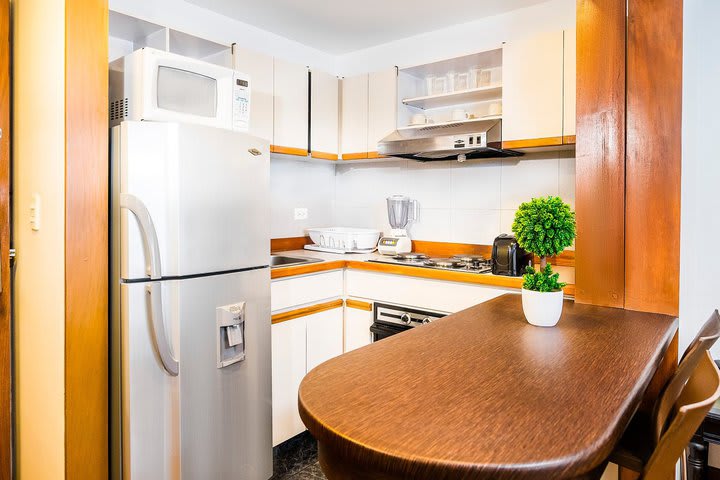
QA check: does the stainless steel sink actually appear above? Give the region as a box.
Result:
[270,255,323,268]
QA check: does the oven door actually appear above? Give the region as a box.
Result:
[370,322,411,342]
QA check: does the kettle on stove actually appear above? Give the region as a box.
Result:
[491,234,533,277]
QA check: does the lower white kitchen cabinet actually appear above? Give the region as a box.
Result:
[271,317,307,446]
[344,302,373,352]
[271,270,344,311]
[345,270,513,313]
[271,301,344,446]
[306,308,344,371]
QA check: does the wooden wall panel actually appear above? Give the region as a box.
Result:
[625,0,682,316]
[0,0,10,477]
[64,0,109,478]
[574,0,626,308]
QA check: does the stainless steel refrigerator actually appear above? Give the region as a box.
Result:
[110,121,272,480]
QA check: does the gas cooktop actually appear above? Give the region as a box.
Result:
[368,252,492,274]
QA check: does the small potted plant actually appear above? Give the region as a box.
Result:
[511,196,576,327]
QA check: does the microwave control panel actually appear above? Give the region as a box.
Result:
[232,73,251,132]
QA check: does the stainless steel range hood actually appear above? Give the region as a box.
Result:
[377,118,522,161]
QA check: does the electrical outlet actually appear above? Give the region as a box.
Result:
[294,208,308,220]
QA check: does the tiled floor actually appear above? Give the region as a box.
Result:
[271,431,326,479]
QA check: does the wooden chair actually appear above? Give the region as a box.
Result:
[610,310,720,479]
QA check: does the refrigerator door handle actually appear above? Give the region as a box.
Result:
[119,193,162,279]
[120,193,179,376]
[146,282,179,376]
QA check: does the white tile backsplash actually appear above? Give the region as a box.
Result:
[270,153,576,244]
[270,157,336,238]
[450,159,502,210]
[500,153,560,211]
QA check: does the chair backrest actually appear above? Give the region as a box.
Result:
[643,351,720,479]
[653,310,720,440]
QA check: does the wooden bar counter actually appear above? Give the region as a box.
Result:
[298,294,678,480]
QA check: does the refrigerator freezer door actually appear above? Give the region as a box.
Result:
[119,268,272,480]
[113,121,270,281]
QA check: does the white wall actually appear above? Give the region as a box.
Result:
[13,0,67,477]
[337,0,575,76]
[270,158,336,238]
[109,0,336,72]
[333,153,575,244]
[680,0,720,357]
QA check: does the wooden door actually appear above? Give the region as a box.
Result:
[0,0,10,477]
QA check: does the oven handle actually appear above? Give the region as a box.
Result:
[370,322,409,337]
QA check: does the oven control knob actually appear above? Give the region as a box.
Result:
[400,313,412,325]
[422,317,432,324]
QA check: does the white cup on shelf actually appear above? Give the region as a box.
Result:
[488,102,502,116]
[451,109,469,122]
[410,113,428,126]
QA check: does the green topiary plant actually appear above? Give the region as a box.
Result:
[511,196,576,292]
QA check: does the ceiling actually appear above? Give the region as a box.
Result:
[184,0,550,54]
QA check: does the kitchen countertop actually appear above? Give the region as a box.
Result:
[298,294,678,480]
[271,249,576,295]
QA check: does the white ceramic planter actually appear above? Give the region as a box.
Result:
[521,289,564,327]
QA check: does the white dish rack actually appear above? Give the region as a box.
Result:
[305,227,381,253]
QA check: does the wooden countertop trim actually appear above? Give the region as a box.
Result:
[270,260,346,279]
[271,259,575,295]
[271,236,312,253]
[272,238,576,268]
[341,152,369,160]
[270,145,309,157]
[345,299,372,311]
[562,134,576,144]
[502,136,564,149]
[366,151,386,159]
[310,150,338,161]
[298,295,678,479]
[271,299,344,324]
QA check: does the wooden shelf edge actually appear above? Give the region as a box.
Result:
[562,135,576,145]
[345,299,373,311]
[341,152,369,160]
[502,136,564,149]
[271,145,309,157]
[272,299,344,324]
[271,260,346,279]
[311,150,338,161]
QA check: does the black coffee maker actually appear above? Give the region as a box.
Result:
[491,234,533,276]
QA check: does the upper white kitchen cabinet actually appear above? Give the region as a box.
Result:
[273,59,309,156]
[502,30,564,145]
[367,68,397,157]
[563,29,576,139]
[233,46,273,142]
[340,74,369,160]
[310,69,340,160]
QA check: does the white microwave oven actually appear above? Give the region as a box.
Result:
[109,47,250,131]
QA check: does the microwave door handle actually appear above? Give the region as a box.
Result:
[120,194,179,376]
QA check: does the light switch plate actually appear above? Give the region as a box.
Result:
[294,207,308,220]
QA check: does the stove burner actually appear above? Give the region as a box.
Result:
[394,252,429,261]
[424,257,464,268]
[451,254,487,263]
